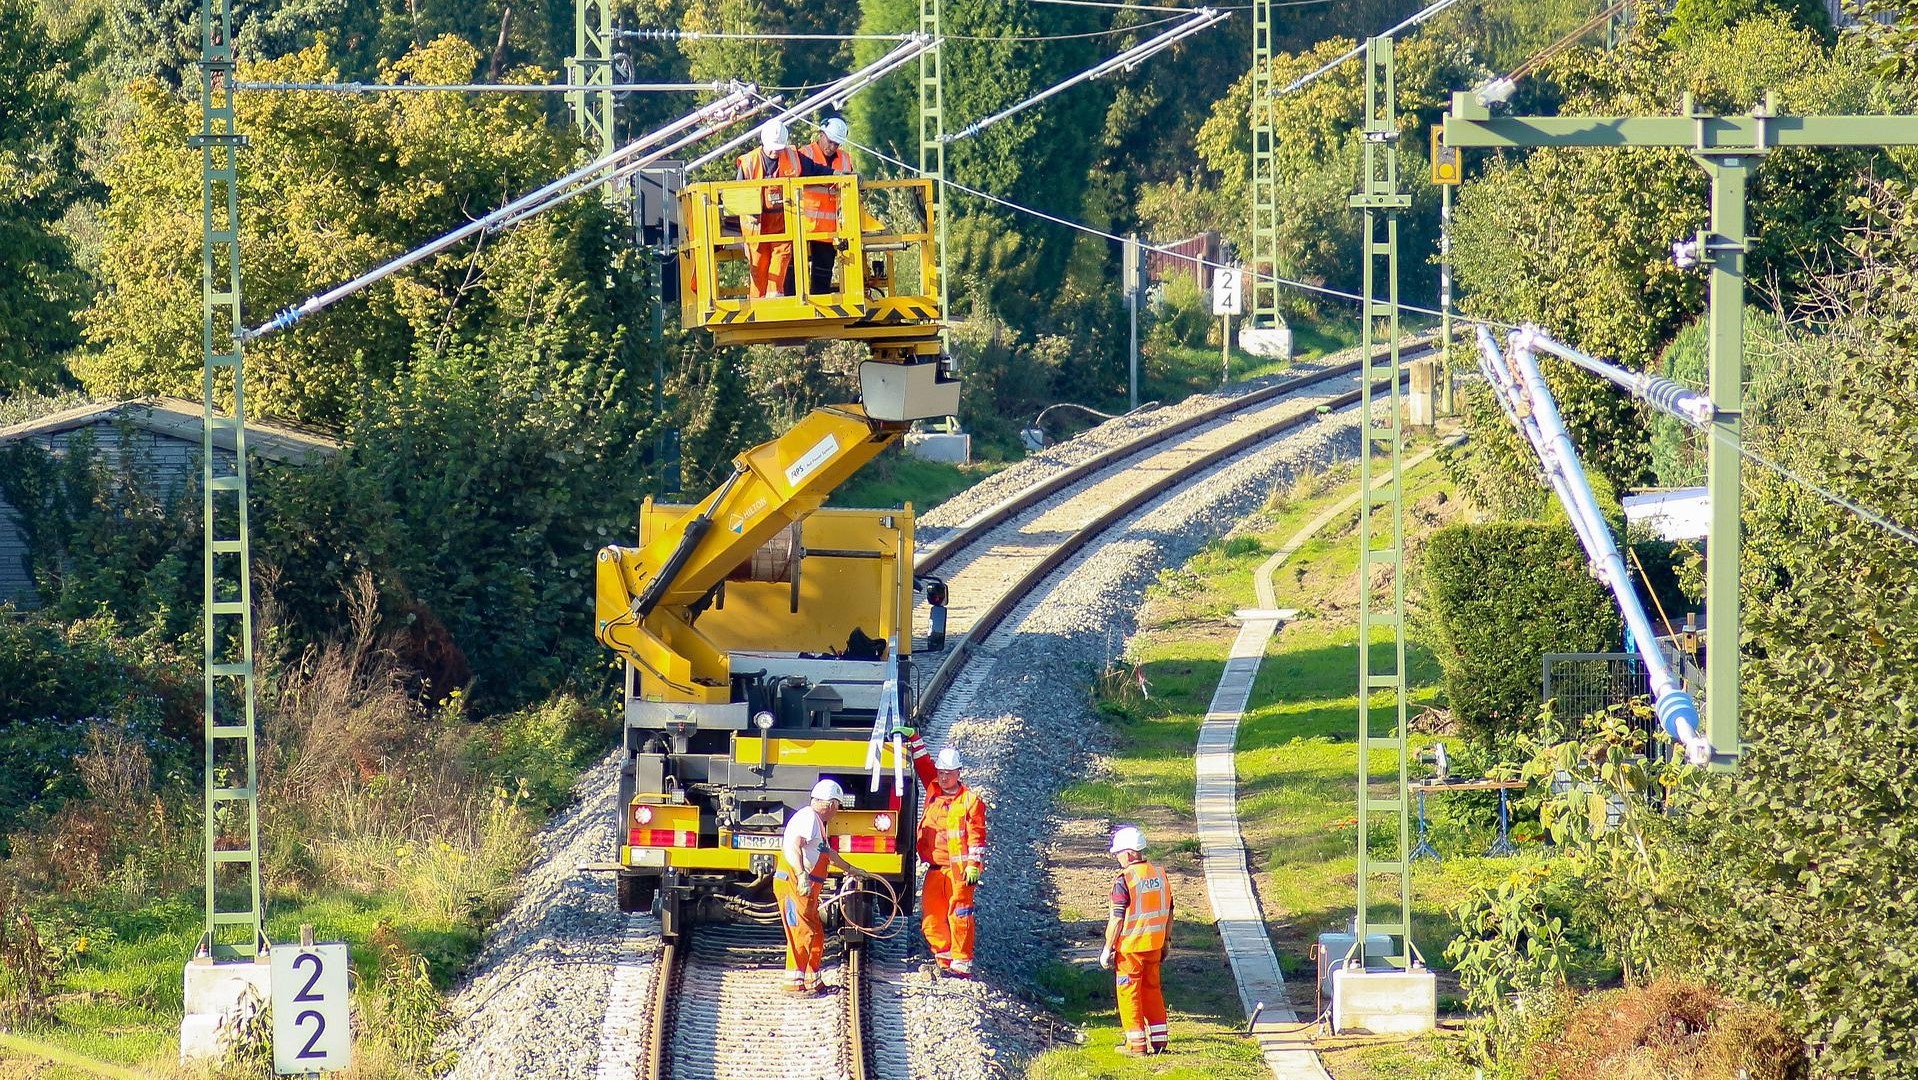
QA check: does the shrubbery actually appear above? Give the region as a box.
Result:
[1422,514,1622,746]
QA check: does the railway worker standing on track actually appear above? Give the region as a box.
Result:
[778,779,874,995]
[898,730,988,979]
[797,116,854,296]
[1100,825,1172,1056]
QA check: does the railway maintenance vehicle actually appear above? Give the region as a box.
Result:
[595,164,957,941]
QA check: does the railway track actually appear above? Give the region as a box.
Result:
[627,339,1430,1080]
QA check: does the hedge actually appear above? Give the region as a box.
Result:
[1422,514,1622,746]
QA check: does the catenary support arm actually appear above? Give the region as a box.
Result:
[1472,325,1714,766]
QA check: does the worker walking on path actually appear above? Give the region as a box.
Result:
[734,119,831,299]
[1100,825,1172,1055]
[898,729,987,978]
[777,779,874,994]
[797,116,854,295]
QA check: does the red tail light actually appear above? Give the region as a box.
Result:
[831,835,897,854]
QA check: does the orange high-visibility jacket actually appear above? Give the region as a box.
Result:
[1115,860,1172,953]
[909,738,987,869]
[734,147,803,215]
[797,143,852,235]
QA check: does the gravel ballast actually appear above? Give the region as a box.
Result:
[437,394,1373,1078]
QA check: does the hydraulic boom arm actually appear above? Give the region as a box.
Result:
[595,405,907,704]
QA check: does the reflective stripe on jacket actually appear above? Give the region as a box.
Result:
[797,143,852,234]
[1117,861,1171,953]
[917,781,987,869]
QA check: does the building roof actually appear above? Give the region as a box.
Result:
[0,397,338,465]
[1623,487,1709,542]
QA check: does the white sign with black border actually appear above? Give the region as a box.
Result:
[272,943,351,1074]
[1212,267,1244,316]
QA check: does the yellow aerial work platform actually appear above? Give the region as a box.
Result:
[678,175,943,357]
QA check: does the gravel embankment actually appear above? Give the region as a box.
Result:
[438,753,627,1078]
[895,409,1366,1080]
[438,395,1371,1079]
[916,354,1360,539]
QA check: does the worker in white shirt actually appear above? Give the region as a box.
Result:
[777,779,876,994]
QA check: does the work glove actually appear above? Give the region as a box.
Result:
[963,864,982,886]
[888,725,917,742]
[1099,945,1114,971]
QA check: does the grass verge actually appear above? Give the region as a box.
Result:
[1031,443,1501,1079]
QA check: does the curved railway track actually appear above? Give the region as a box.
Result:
[627,339,1430,1080]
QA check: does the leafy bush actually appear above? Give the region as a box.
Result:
[0,612,195,839]
[1149,270,1212,349]
[1445,863,1573,1062]
[1422,515,1622,746]
[463,693,615,815]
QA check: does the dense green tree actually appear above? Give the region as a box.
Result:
[0,0,93,392]
[78,36,637,428]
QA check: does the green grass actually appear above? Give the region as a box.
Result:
[831,446,1004,510]
[6,884,481,1075]
[1038,444,1502,1078]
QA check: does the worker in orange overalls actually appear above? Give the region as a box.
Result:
[1100,825,1172,1055]
[734,119,832,299]
[900,731,988,978]
[776,778,875,994]
[797,116,854,296]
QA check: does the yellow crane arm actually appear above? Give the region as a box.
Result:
[595,404,906,704]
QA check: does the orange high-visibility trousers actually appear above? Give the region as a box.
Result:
[774,870,826,988]
[746,210,794,298]
[1116,949,1167,1053]
[920,865,977,973]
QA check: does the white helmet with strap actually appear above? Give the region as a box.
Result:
[1109,825,1146,854]
[760,118,791,152]
[810,778,846,805]
[934,746,964,771]
[822,117,849,145]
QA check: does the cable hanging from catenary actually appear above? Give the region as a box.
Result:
[240,33,941,339]
[787,106,1503,325]
[1275,0,1468,95]
[944,8,1228,141]
[233,80,728,94]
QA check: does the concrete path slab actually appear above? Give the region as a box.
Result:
[1193,449,1437,1080]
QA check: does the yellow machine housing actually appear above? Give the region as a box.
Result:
[597,176,955,933]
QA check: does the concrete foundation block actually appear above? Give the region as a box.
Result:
[903,431,971,465]
[180,959,271,1062]
[1240,326,1293,359]
[1331,966,1437,1035]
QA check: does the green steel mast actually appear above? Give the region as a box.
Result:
[1248,0,1280,341]
[920,0,949,336]
[191,0,263,961]
[1348,34,1416,972]
[568,0,617,169]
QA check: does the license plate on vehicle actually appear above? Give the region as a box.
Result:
[732,833,781,850]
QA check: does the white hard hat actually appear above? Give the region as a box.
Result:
[822,117,849,144]
[760,119,791,152]
[1109,825,1146,854]
[934,746,964,771]
[810,778,846,805]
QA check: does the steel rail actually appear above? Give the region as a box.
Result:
[913,355,1423,714]
[641,935,678,1080]
[915,336,1434,579]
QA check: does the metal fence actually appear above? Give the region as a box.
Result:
[1542,651,1651,741]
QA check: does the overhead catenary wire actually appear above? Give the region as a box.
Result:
[791,107,1509,326]
[239,84,763,341]
[232,80,728,93]
[1275,0,1469,95]
[942,7,1229,141]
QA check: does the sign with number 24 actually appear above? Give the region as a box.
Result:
[271,943,351,1074]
